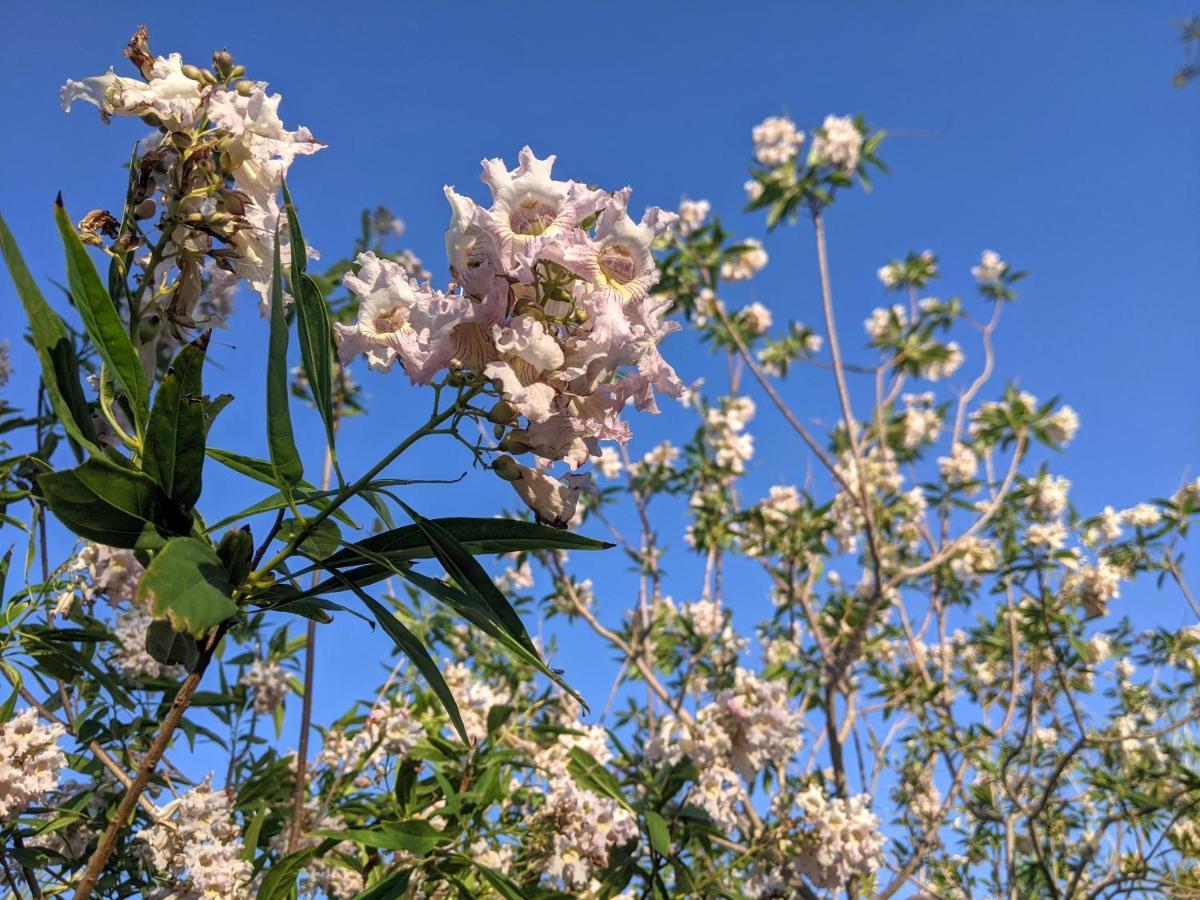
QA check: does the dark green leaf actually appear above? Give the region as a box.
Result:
[351,589,469,745]
[0,213,99,454]
[312,822,447,855]
[54,198,149,430]
[136,537,237,637]
[282,181,337,454]
[645,810,671,856]
[37,459,186,549]
[266,231,303,487]
[278,518,342,559]
[323,517,612,569]
[143,331,210,509]
[145,619,199,669]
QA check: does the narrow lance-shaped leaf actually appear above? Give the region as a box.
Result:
[54,196,149,432]
[266,229,303,487]
[397,501,535,654]
[142,330,211,510]
[281,181,337,455]
[335,574,471,746]
[0,213,100,455]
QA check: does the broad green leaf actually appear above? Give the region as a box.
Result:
[282,181,337,454]
[216,527,254,587]
[323,517,612,569]
[136,537,237,637]
[645,810,672,856]
[278,518,342,559]
[349,588,469,745]
[240,804,269,861]
[266,231,303,487]
[54,197,149,431]
[143,331,210,510]
[37,459,187,549]
[0,213,100,454]
[145,619,199,669]
[311,822,447,855]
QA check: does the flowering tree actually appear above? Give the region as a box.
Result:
[1,26,1197,900]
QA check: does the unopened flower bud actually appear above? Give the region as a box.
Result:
[236,80,255,97]
[229,65,246,79]
[486,400,517,425]
[212,49,235,80]
[493,455,523,482]
[181,63,207,82]
[134,198,157,220]
[499,431,534,454]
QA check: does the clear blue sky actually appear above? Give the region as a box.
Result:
[2,3,1198,744]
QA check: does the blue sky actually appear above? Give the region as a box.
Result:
[2,3,1198,754]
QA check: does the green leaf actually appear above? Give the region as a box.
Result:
[350,588,470,745]
[467,860,526,900]
[54,197,149,431]
[145,619,199,669]
[0,213,100,454]
[205,448,357,528]
[37,459,186,549]
[323,517,612,569]
[216,527,255,587]
[567,747,631,810]
[312,822,447,855]
[136,537,238,637]
[256,846,323,900]
[282,181,337,455]
[143,331,210,510]
[240,804,269,861]
[645,810,672,856]
[278,518,342,560]
[353,868,412,899]
[266,230,303,487]
[397,503,534,654]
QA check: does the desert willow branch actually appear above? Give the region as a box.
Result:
[73,622,230,900]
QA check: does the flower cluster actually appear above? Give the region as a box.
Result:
[334,147,682,523]
[0,709,67,818]
[240,659,289,713]
[138,780,253,898]
[528,774,637,890]
[61,28,323,334]
[752,116,806,166]
[788,785,885,890]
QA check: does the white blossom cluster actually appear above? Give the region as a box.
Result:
[901,392,942,448]
[443,662,511,743]
[752,116,805,166]
[315,703,424,784]
[971,249,1007,283]
[137,780,253,898]
[240,659,289,713]
[0,709,67,818]
[705,396,756,475]
[334,146,682,524]
[677,197,711,234]
[738,301,773,336]
[721,239,769,281]
[530,774,638,890]
[810,115,864,172]
[789,784,886,890]
[111,605,180,680]
[57,542,143,614]
[61,29,324,327]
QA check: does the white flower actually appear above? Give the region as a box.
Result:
[596,447,623,479]
[920,341,964,381]
[738,301,773,336]
[971,249,1007,282]
[0,709,67,818]
[744,179,765,202]
[810,115,864,172]
[752,116,805,166]
[1044,405,1080,445]
[677,197,710,234]
[721,238,769,281]
[138,779,253,898]
[938,443,978,484]
[1123,503,1162,529]
[240,659,289,713]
